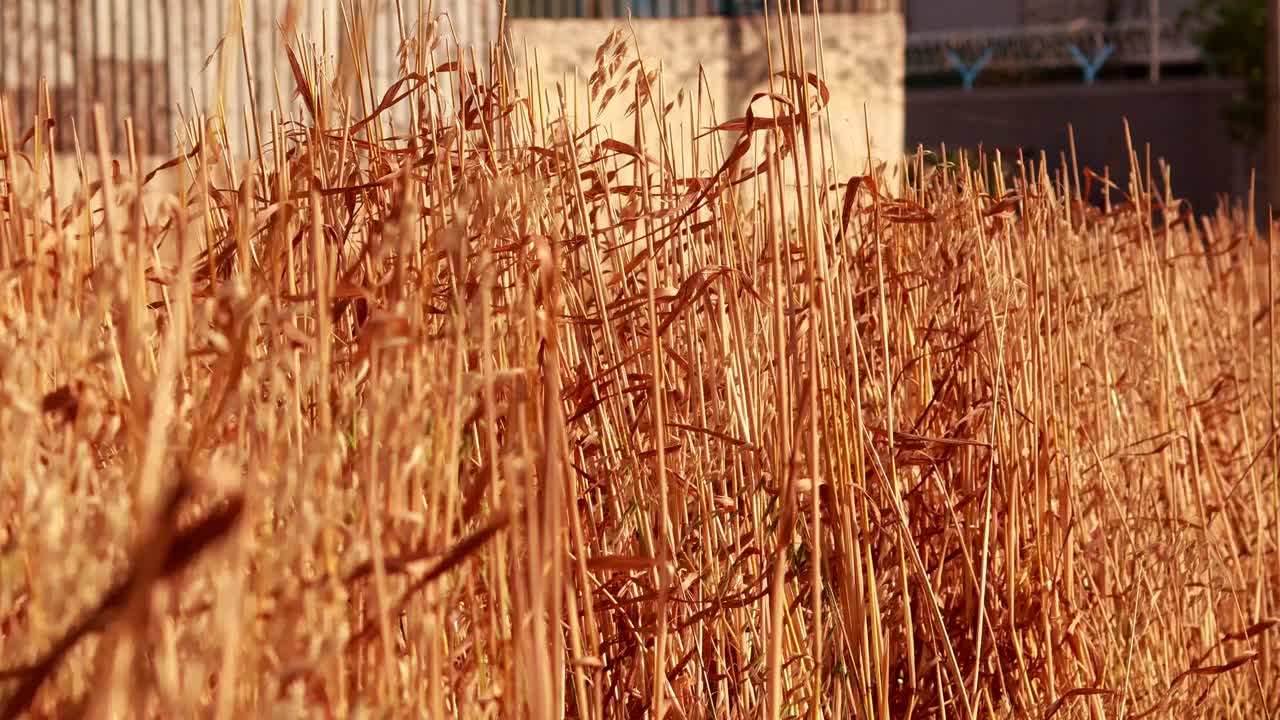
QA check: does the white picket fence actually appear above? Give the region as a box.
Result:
[0,0,500,156]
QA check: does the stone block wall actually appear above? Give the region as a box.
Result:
[509,12,905,176]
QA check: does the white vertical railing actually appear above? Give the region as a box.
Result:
[0,0,499,157]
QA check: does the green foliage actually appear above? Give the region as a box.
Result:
[1181,0,1267,146]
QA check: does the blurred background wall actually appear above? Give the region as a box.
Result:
[0,0,499,157]
[508,11,905,176]
[0,1,1258,217]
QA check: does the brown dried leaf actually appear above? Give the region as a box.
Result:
[40,384,80,424]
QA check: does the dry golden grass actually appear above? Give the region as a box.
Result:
[1,7,1278,720]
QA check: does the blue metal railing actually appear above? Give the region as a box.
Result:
[906,18,1199,85]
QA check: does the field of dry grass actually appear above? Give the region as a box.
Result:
[1,8,1278,720]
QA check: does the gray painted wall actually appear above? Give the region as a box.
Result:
[905,78,1252,217]
[905,0,1200,33]
[906,0,1021,33]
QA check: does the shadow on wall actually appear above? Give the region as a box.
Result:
[905,78,1255,219]
[509,13,906,175]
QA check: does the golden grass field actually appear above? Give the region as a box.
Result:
[1,9,1279,720]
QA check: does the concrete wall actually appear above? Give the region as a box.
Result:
[509,12,905,177]
[905,78,1252,217]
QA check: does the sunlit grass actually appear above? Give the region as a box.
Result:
[0,6,1277,719]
